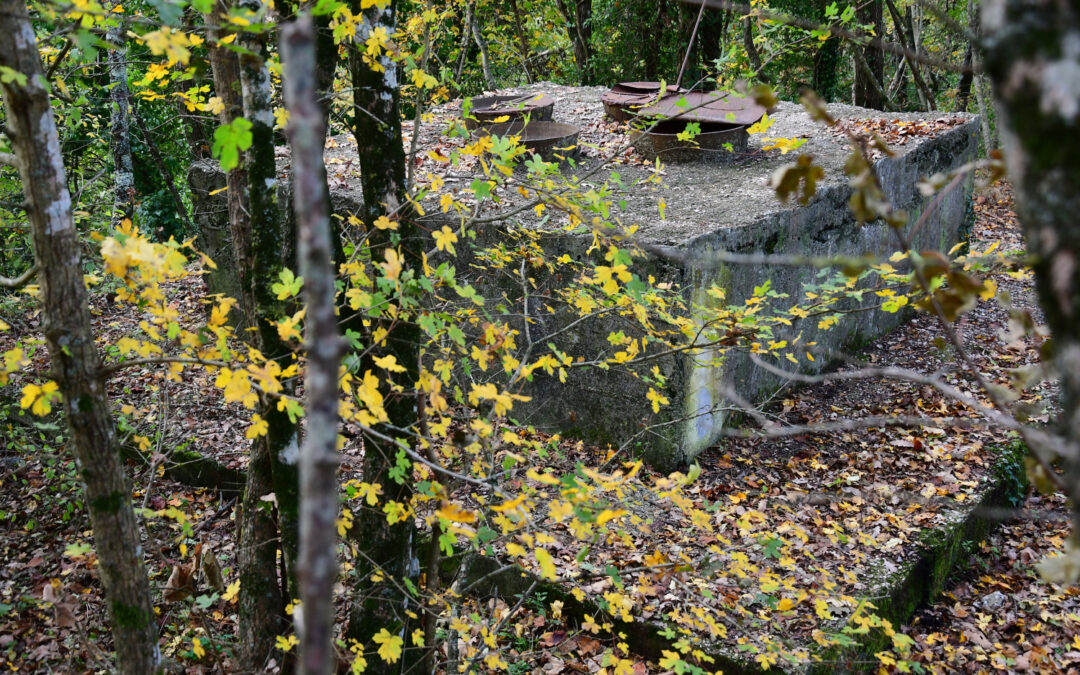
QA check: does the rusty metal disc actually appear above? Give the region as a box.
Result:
[464,93,555,129]
[601,82,685,121]
[635,90,766,127]
[472,121,580,161]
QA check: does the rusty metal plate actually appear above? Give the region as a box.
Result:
[465,93,555,129]
[473,121,580,161]
[630,120,749,163]
[601,82,685,121]
[636,91,765,126]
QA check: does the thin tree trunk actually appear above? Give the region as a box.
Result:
[884,0,934,111]
[206,2,256,330]
[981,0,1080,549]
[235,0,304,668]
[454,0,474,83]
[507,0,533,83]
[205,2,286,669]
[132,109,193,234]
[106,14,135,226]
[282,14,343,675]
[557,0,593,85]
[744,18,766,82]
[853,0,884,109]
[470,4,495,89]
[0,3,159,673]
[852,43,892,110]
[346,0,422,665]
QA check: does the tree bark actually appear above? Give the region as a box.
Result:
[981,0,1080,547]
[106,13,135,226]
[282,14,343,675]
[346,0,422,665]
[0,2,159,673]
[508,0,533,83]
[557,0,593,85]
[853,0,884,109]
[470,2,496,89]
[205,2,290,669]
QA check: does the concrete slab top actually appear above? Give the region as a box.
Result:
[309,84,973,248]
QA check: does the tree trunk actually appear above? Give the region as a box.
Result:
[853,0,884,109]
[282,15,343,675]
[743,18,767,83]
[232,0,305,669]
[0,3,159,673]
[205,2,289,669]
[558,0,593,85]
[106,14,135,226]
[206,3,256,331]
[470,3,496,89]
[981,0,1080,550]
[507,0,533,83]
[346,0,422,666]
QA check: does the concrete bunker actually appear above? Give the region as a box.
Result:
[203,84,978,472]
[420,84,979,471]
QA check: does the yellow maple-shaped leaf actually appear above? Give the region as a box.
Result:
[222,579,240,603]
[20,381,59,416]
[192,637,205,659]
[276,634,298,652]
[373,215,398,231]
[245,413,269,439]
[535,548,557,580]
[382,248,402,282]
[435,501,477,524]
[433,226,458,255]
[373,354,407,373]
[372,628,402,663]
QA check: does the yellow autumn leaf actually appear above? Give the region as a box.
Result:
[433,226,458,255]
[276,634,298,652]
[222,579,240,603]
[373,354,407,373]
[382,248,402,282]
[192,637,205,659]
[373,215,398,231]
[245,413,269,439]
[20,381,59,416]
[535,548,557,580]
[435,501,477,523]
[372,628,403,663]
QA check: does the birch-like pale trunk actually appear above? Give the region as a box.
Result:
[282,15,343,674]
[0,2,159,672]
[236,0,302,608]
[982,0,1080,551]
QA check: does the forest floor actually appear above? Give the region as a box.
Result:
[1,175,1078,674]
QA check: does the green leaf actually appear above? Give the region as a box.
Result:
[0,66,28,87]
[212,118,253,172]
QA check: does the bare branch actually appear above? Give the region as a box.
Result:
[0,264,37,289]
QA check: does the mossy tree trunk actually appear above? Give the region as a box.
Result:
[345,0,423,668]
[981,0,1080,546]
[0,2,160,672]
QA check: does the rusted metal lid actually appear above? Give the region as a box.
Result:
[601,82,685,120]
[465,93,555,129]
[637,91,765,126]
[472,121,580,161]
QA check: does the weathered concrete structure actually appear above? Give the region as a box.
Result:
[435,86,979,470]
[195,85,979,470]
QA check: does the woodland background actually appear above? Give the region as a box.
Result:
[1,0,1080,673]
